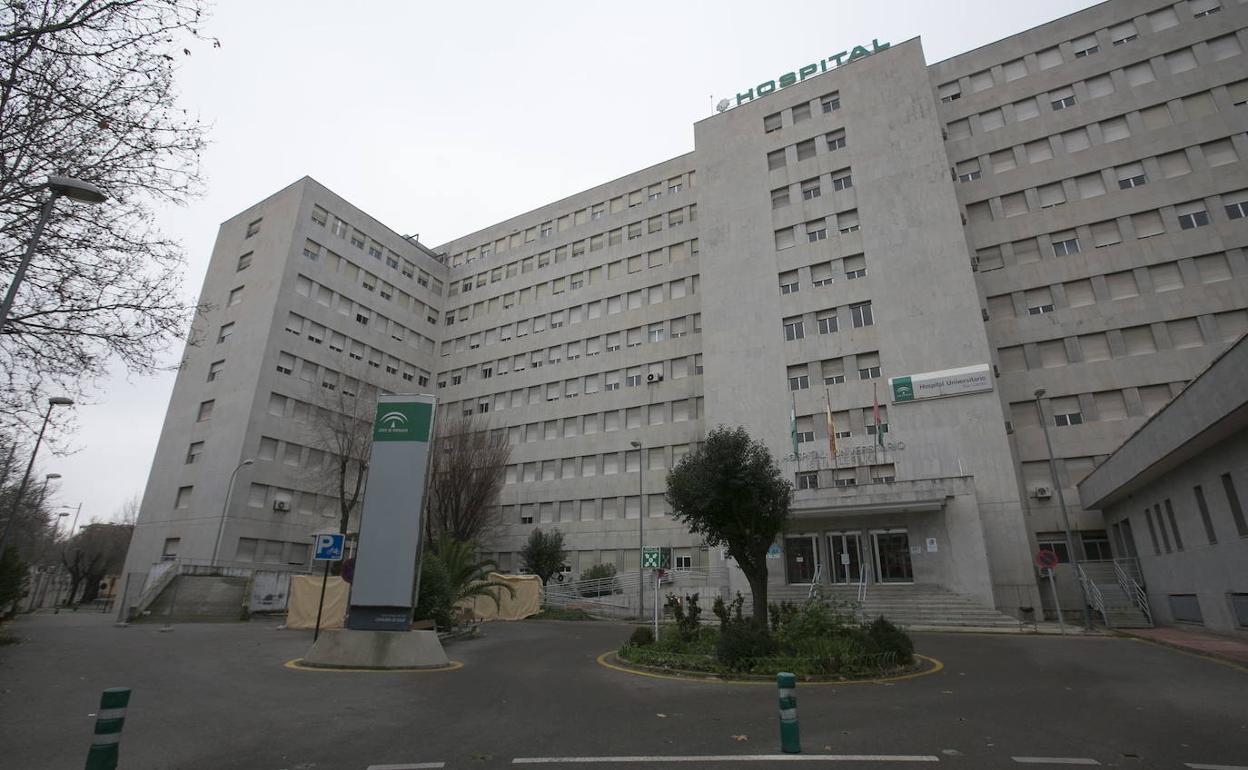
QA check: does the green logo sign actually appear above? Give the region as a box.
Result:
[373,401,432,443]
[642,548,661,569]
[891,377,915,402]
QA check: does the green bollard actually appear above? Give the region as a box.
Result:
[777,671,800,754]
[85,687,130,770]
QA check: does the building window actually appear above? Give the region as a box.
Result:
[764,112,782,133]
[236,252,252,272]
[227,286,243,306]
[1223,473,1248,537]
[1193,485,1218,544]
[821,93,840,112]
[244,219,261,238]
[807,221,828,242]
[196,400,214,421]
[858,365,881,380]
[1177,206,1210,230]
[217,323,234,343]
[850,302,873,328]
[1053,411,1083,426]
[1036,533,1070,563]
[771,187,790,209]
[801,178,821,200]
[779,280,798,295]
[783,318,805,341]
[795,430,814,444]
[796,471,819,490]
[1162,500,1184,551]
[796,140,816,161]
[826,129,846,151]
[817,314,838,335]
[1052,237,1081,257]
[1050,87,1076,110]
[767,149,786,171]
[206,360,224,382]
[185,441,203,464]
[1082,531,1113,560]
[789,374,809,391]
[1028,304,1055,315]
[832,172,853,192]
[174,486,193,509]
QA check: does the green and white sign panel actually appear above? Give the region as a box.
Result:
[346,394,436,632]
[889,364,993,403]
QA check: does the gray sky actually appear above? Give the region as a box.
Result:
[49,0,1099,524]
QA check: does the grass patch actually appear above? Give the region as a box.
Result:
[530,607,598,621]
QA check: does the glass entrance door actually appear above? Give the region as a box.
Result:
[784,535,819,584]
[827,532,863,584]
[872,530,914,583]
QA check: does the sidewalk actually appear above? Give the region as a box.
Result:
[1120,626,1248,666]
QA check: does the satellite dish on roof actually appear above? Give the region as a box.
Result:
[715,99,731,113]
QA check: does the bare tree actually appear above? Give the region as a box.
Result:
[304,370,377,537]
[426,411,510,546]
[61,520,132,605]
[0,1,216,432]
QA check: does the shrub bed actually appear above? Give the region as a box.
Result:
[618,593,916,679]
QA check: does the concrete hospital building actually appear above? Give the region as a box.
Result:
[124,0,1248,626]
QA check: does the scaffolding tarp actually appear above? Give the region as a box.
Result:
[285,575,349,630]
[457,572,542,621]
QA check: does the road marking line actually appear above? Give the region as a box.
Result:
[1185,764,1248,770]
[366,764,445,769]
[512,756,940,764]
[1011,759,1100,766]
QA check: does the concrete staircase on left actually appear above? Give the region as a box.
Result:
[138,574,249,623]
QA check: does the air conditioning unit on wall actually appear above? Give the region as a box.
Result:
[273,500,291,512]
[1032,486,1052,500]
[647,373,664,384]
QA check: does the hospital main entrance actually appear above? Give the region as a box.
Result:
[784,528,914,585]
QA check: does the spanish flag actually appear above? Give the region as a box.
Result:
[824,387,837,465]
[873,382,884,448]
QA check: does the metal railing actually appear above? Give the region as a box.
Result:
[543,567,729,619]
[1075,563,1111,630]
[856,562,871,605]
[1113,557,1152,626]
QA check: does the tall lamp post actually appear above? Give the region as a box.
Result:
[631,439,644,618]
[41,473,61,501]
[0,396,74,556]
[0,176,108,332]
[1033,388,1092,630]
[211,459,255,566]
[59,503,83,539]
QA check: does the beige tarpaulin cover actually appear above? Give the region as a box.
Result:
[285,575,349,630]
[457,572,542,621]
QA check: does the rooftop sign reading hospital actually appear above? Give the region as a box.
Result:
[717,39,892,112]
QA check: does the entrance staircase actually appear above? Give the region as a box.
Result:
[136,574,249,623]
[766,583,1022,629]
[1077,560,1153,629]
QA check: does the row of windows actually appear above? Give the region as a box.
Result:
[775,210,859,249]
[309,204,444,295]
[788,350,882,390]
[767,128,847,171]
[439,313,699,388]
[783,301,873,341]
[945,32,1244,140]
[447,205,695,303]
[1021,452,1112,493]
[974,192,1245,271]
[448,172,695,267]
[779,255,867,292]
[255,434,352,473]
[763,91,841,134]
[504,440,697,484]
[1133,472,1248,558]
[281,309,432,384]
[235,538,311,566]
[274,350,419,397]
[302,240,441,325]
[291,273,437,359]
[1010,388,1172,431]
[935,0,1223,104]
[442,239,699,332]
[437,355,704,419]
[996,311,1245,373]
[792,405,889,445]
[987,250,1237,319]
[246,481,341,519]
[440,272,700,359]
[795,463,896,490]
[772,168,853,209]
[502,493,672,524]
[966,143,1243,226]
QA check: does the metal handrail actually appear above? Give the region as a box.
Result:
[1113,558,1152,626]
[807,563,823,600]
[1076,563,1111,630]
[856,561,870,605]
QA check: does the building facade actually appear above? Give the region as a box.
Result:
[124,0,1248,619]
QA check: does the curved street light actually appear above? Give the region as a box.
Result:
[211,459,255,566]
[0,396,74,555]
[0,176,108,332]
[630,439,644,618]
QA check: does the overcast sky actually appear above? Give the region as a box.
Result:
[48,0,1099,524]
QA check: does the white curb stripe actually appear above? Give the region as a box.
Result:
[1012,759,1100,766]
[365,764,445,769]
[1185,764,1248,770]
[95,707,127,720]
[512,756,940,764]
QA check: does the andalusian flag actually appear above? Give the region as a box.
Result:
[873,382,885,448]
[789,393,799,457]
[824,387,837,466]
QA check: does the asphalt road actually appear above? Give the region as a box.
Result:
[0,612,1245,769]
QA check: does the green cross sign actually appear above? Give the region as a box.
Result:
[641,548,661,569]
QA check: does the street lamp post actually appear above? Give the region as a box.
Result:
[0,176,108,332]
[1033,388,1092,630]
[0,396,74,556]
[60,503,83,539]
[211,459,255,566]
[631,439,644,618]
[41,473,61,502]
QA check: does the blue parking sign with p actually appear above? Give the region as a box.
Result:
[314,533,345,562]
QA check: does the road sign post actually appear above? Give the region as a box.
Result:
[1035,549,1064,635]
[312,533,346,642]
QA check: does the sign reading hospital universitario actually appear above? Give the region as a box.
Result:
[889,364,994,403]
[346,394,436,632]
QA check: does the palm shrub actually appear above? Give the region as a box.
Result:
[414,536,516,629]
